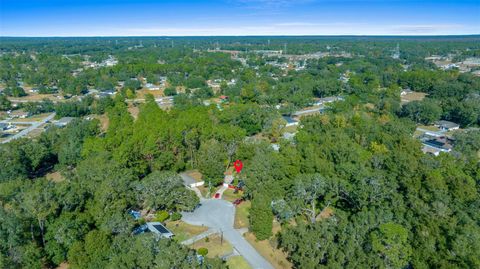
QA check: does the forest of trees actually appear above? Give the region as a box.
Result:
[0,37,479,268]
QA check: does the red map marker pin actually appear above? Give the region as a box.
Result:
[233,160,243,173]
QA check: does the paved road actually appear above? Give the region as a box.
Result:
[293,106,326,116]
[1,113,56,144]
[182,199,273,269]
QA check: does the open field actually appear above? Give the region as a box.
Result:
[165,220,208,243]
[189,234,233,258]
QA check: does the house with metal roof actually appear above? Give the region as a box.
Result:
[146,222,174,238]
[282,116,299,127]
[435,120,460,131]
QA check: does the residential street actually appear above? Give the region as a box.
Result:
[182,199,274,269]
[1,113,56,144]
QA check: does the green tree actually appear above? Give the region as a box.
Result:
[197,139,227,185]
[370,222,412,269]
[0,94,11,111]
[250,193,273,240]
[135,171,199,212]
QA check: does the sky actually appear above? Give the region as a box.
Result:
[0,0,479,36]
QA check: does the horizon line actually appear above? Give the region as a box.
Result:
[1,34,480,38]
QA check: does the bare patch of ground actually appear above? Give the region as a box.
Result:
[401,91,427,104]
[46,171,65,183]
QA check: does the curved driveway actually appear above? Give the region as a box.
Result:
[182,199,273,269]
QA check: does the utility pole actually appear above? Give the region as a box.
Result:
[284,43,287,55]
[220,229,223,246]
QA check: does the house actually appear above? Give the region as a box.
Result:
[400,88,413,96]
[97,90,116,98]
[421,136,453,156]
[54,117,74,127]
[219,95,229,102]
[435,120,460,131]
[312,96,343,106]
[145,83,160,91]
[146,222,174,238]
[282,116,299,127]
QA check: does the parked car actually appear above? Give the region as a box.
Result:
[233,199,243,206]
[214,193,221,199]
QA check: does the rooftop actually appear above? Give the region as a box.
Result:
[146,222,174,238]
[435,120,460,129]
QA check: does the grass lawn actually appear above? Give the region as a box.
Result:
[222,188,243,202]
[417,125,441,132]
[226,256,252,269]
[165,220,208,243]
[283,125,298,133]
[190,234,233,258]
[234,201,250,229]
[185,170,203,182]
[197,185,210,198]
[26,125,48,139]
[244,228,292,269]
[413,130,424,138]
